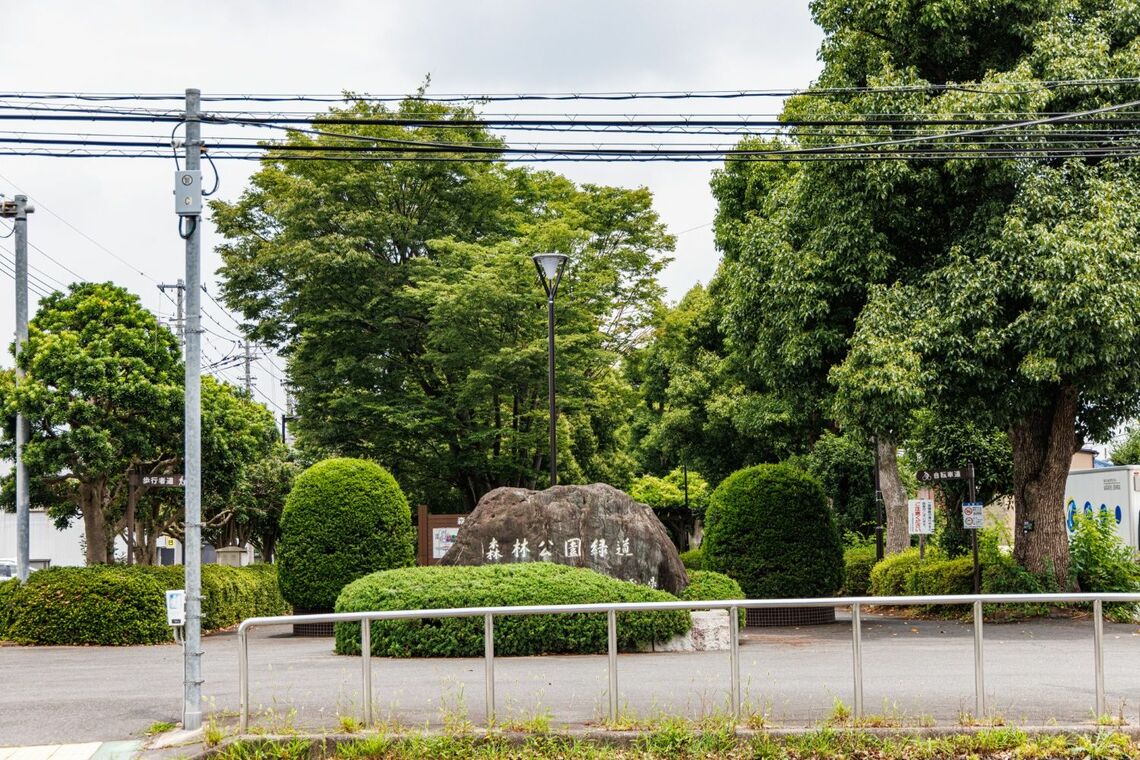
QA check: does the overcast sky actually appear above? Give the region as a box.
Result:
[0,2,825,416]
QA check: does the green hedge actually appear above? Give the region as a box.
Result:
[0,577,20,639]
[681,569,746,627]
[2,564,288,645]
[868,549,922,596]
[842,545,877,597]
[278,457,415,611]
[703,464,844,598]
[679,548,705,571]
[906,557,975,596]
[334,564,690,657]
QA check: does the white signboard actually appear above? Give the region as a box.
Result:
[907,498,935,535]
[962,501,985,530]
[432,527,459,559]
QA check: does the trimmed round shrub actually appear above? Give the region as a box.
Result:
[278,457,415,611]
[679,548,705,571]
[1,564,289,645]
[333,563,690,657]
[702,464,843,598]
[680,569,746,627]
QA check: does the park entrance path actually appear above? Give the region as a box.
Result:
[1,613,1138,745]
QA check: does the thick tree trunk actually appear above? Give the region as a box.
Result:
[1009,386,1077,587]
[877,437,910,554]
[80,482,110,565]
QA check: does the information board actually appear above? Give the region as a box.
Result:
[907,498,935,535]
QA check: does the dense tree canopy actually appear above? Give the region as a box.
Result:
[0,283,281,563]
[214,99,673,510]
[715,0,1140,582]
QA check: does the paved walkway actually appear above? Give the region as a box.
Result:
[0,743,139,760]
[1,613,1138,746]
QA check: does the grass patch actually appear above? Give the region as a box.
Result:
[221,730,1140,758]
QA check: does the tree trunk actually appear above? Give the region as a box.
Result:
[877,437,910,554]
[80,482,110,565]
[1009,386,1077,587]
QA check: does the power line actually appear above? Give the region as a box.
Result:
[0,171,156,282]
[3,79,1140,102]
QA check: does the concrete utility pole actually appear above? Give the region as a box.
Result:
[179,88,204,732]
[2,195,34,583]
[243,340,254,394]
[159,279,186,351]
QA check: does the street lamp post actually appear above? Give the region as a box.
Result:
[532,253,569,487]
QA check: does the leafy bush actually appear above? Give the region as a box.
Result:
[0,578,20,638]
[5,566,170,645]
[680,569,746,626]
[799,431,876,538]
[842,545,877,596]
[679,548,705,571]
[334,564,690,657]
[278,457,415,611]
[2,564,288,645]
[1070,511,1140,622]
[703,464,844,598]
[132,563,289,631]
[1070,512,1140,593]
[868,549,922,596]
[906,557,975,596]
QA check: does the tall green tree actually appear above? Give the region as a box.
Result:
[0,284,182,564]
[626,280,814,487]
[720,0,1140,581]
[213,99,673,510]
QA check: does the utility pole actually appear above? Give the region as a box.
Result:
[159,279,186,350]
[2,195,34,583]
[242,340,254,395]
[176,88,204,733]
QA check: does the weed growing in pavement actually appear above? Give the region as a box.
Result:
[144,721,176,736]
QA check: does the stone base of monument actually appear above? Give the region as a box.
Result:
[745,606,836,627]
[650,610,730,652]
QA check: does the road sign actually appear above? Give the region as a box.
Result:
[132,474,185,488]
[916,468,968,483]
[908,498,935,535]
[962,501,985,530]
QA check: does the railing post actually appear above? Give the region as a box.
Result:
[1093,599,1105,718]
[729,606,741,719]
[361,618,372,727]
[973,599,985,718]
[484,613,495,725]
[238,625,249,732]
[607,608,618,723]
[851,603,863,719]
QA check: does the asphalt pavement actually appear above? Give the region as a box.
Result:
[1,612,1138,746]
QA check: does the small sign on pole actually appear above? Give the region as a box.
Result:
[962,501,985,530]
[907,499,935,535]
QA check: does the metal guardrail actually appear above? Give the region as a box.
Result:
[236,592,1140,732]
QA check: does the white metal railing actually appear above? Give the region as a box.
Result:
[236,592,1140,731]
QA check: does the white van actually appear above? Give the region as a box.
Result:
[1065,466,1140,552]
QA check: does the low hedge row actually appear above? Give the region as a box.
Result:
[334,563,691,657]
[681,569,746,627]
[0,578,20,638]
[1,563,288,645]
[841,545,876,596]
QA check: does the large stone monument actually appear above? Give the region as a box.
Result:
[439,483,689,595]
